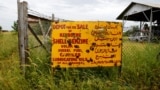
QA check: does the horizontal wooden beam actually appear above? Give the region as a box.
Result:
[28,13,52,21]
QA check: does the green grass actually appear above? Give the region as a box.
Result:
[0,32,160,90]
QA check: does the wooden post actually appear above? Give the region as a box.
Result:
[17,0,29,76]
[52,14,54,21]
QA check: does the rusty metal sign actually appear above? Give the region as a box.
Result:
[51,21,122,68]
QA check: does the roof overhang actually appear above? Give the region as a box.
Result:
[28,13,52,22]
[117,2,160,22]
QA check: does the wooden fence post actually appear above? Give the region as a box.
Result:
[17,0,29,76]
[52,14,54,21]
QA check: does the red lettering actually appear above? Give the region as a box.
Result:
[59,33,81,37]
[95,48,108,53]
[53,24,66,29]
[53,58,77,61]
[79,58,87,61]
[52,39,88,44]
[59,53,81,57]
[58,49,71,52]
[61,45,73,48]
[77,24,88,29]
[73,49,82,52]
[68,62,84,65]
[71,39,88,44]
[52,38,66,44]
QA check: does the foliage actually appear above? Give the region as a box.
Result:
[0,32,160,90]
[123,25,139,36]
[0,26,2,32]
[12,21,18,32]
[0,26,2,30]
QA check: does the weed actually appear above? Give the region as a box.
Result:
[0,32,160,89]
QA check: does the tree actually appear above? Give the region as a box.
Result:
[0,26,2,33]
[12,21,18,32]
[123,25,139,36]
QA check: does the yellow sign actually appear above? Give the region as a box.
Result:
[51,21,122,68]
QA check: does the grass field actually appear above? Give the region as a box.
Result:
[0,32,160,90]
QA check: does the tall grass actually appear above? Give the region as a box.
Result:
[0,32,160,89]
[0,32,29,89]
[122,39,160,89]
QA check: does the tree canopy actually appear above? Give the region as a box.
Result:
[12,21,18,32]
[0,26,2,30]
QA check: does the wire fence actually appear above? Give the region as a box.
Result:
[122,34,160,68]
[19,0,160,71]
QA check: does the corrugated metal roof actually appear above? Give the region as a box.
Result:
[137,1,160,8]
[116,2,160,21]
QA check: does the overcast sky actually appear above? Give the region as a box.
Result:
[0,0,160,30]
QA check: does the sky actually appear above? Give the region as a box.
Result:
[0,0,160,30]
